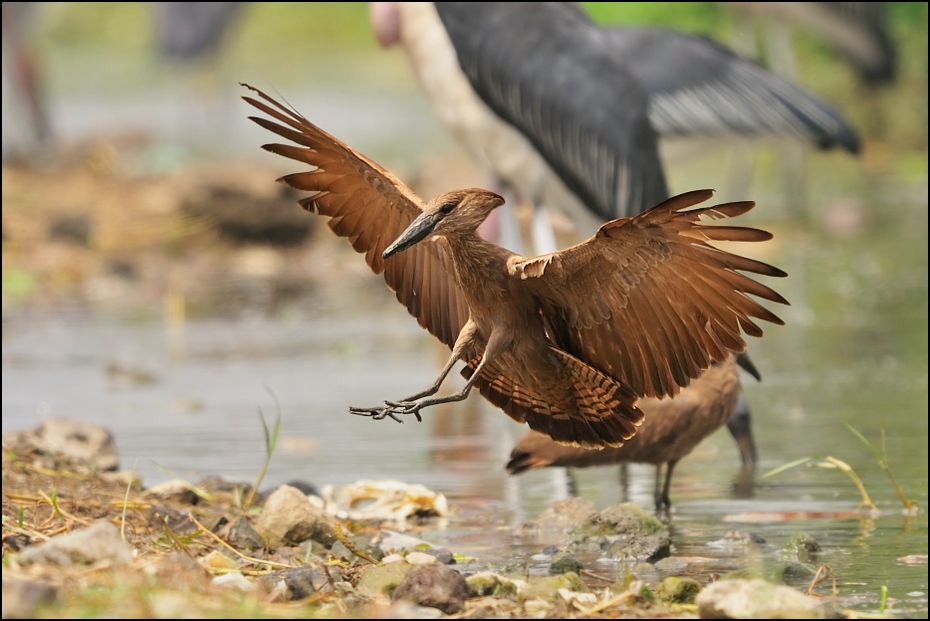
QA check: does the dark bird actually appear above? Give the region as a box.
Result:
[506,353,759,510]
[242,84,788,449]
[372,2,860,254]
[725,2,897,87]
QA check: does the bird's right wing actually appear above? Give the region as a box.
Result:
[510,189,788,401]
[242,84,471,350]
[433,2,669,221]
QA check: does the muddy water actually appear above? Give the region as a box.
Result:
[3,182,927,615]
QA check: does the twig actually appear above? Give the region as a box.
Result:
[334,522,379,564]
[187,513,294,569]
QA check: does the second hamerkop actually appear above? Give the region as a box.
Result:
[242,84,788,450]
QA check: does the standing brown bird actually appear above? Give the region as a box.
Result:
[242,84,788,450]
[506,353,755,510]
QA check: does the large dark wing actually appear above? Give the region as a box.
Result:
[433,2,668,221]
[242,84,470,350]
[510,189,788,400]
[603,26,860,152]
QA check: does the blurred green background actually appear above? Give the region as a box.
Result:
[24,2,929,165]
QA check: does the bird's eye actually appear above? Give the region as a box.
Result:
[440,202,456,214]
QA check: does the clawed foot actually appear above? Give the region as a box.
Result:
[349,400,423,423]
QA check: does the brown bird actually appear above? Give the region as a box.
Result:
[242,84,788,449]
[506,353,757,510]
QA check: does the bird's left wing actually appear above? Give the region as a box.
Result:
[242,84,470,350]
[509,189,788,400]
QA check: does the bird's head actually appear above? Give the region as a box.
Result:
[382,188,504,259]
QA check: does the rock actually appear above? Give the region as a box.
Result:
[224,516,264,551]
[146,480,203,505]
[536,497,598,533]
[200,550,238,571]
[568,503,670,561]
[211,572,256,591]
[777,561,820,584]
[419,548,455,565]
[253,485,337,548]
[17,520,133,567]
[721,567,767,581]
[783,532,822,563]
[548,551,583,575]
[147,505,198,535]
[320,480,448,522]
[1,576,57,618]
[257,565,335,600]
[466,572,525,599]
[521,572,587,602]
[331,534,385,563]
[654,557,688,573]
[5,417,120,472]
[391,564,471,614]
[655,576,702,604]
[356,561,415,598]
[405,551,439,565]
[696,578,842,619]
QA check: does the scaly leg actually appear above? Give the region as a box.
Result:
[351,321,510,423]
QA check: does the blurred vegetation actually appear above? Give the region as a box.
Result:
[29,2,927,161]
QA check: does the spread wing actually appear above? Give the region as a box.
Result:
[510,189,788,399]
[241,84,470,350]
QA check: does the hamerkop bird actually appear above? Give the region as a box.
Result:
[242,84,788,449]
[507,353,758,510]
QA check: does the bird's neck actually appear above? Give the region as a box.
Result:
[441,230,513,292]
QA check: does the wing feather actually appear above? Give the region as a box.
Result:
[516,189,787,399]
[242,84,469,350]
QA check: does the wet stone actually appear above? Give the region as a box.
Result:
[696,578,842,619]
[783,532,822,563]
[357,561,414,598]
[392,564,472,615]
[778,561,820,584]
[521,572,587,602]
[419,547,455,565]
[655,576,702,604]
[548,550,583,575]
[569,503,671,562]
[535,497,598,534]
[466,572,524,599]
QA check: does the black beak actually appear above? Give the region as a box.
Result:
[383,211,438,260]
[726,396,758,469]
[735,351,762,382]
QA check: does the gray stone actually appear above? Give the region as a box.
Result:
[4,417,120,472]
[696,578,842,619]
[17,520,133,567]
[253,485,337,547]
[536,497,598,533]
[257,565,334,600]
[568,502,670,561]
[357,561,415,598]
[1,576,57,618]
[224,516,264,551]
[391,563,471,614]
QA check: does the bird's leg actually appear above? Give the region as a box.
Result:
[352,322,512,423]
[350,320,481,422]
[655,459,679,515]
